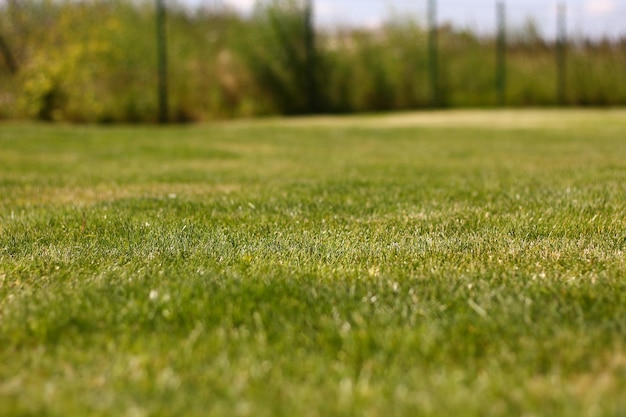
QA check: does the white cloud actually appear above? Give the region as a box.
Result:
[585,0,616,15]
[223,0,256,13]
[222,0,339,17]
[315,1,341,19]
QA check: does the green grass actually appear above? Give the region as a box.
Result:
[1,110,626,416]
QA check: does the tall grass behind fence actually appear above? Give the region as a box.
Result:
[0,0,624,123]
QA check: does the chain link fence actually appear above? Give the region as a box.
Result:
[0,0,624,122]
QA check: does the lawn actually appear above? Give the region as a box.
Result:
[1,110,625,416]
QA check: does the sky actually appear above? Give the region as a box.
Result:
[182,0,626,39]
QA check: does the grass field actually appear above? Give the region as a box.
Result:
[1,110,625,416]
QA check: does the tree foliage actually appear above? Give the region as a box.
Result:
[0,0,624,122]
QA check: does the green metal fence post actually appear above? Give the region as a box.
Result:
[156,0,169,123]
[427,0,439,107]
[496,1,506,106]
[556,3,567,105]
[304,0,317,113]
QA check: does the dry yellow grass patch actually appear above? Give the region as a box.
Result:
[227,108,626,130]
[6,183,240,207]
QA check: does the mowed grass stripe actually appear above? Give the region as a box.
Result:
[1,110,625,417]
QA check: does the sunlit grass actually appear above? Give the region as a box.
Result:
[1,110,625,416]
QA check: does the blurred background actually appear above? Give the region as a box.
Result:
[0,0,624,123]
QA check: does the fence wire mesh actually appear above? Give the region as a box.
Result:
[0,0,624,122]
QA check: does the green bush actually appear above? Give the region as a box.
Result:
[234,0,321,115]
[0,0,624,122]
